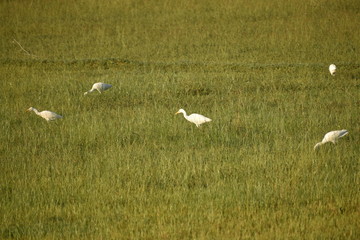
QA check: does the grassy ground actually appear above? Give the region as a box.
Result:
[0,0,359,239]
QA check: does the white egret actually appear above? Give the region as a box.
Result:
[329,64,336,76]
[27,107,63,122]
[84,82,112,95]
[314,130,348,150]
[175,109,212,127]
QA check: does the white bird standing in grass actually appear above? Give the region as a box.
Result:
[314,130,348,150]
[84,82,112,95]
[329,64,336,76]
[175,109,212,127]
[27,107,63,122]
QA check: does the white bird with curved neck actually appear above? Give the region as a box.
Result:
[84,82,112,95]
[314,129,348,150]
[27,107,63,122]
[175,109,212,127]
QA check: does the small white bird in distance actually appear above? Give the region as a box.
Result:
[84,82,112,95]
[314,130,348,150]
[175,109,212,127]
[27,107,63,122]
[329,64,336,76]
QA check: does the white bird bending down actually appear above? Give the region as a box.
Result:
[329,64,336,76]
[175,109,212,127]
[84,82,112,95]
[27,107,63,122]
[314,130,348,150]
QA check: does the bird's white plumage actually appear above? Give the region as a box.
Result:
[314,129,348,150]
[84,82,112,95]
[175,109,212,127]
[329,64,336,76]
[27,107,63,122]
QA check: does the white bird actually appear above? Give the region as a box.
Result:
[27,107,63,122]
[329,64,336,76]
[314,130,348,150]
[175,109,212,127]
[84,82,112,95]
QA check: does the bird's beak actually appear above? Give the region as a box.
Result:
[175,111,179,115]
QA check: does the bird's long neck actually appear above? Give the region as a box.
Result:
[84,89,95,95]
[182,111,188,119]
[314,142,323,150]
[32,108,40,115]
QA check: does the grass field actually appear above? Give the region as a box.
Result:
[0,0,359,239]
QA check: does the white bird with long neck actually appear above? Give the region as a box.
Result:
[27,107,63,122]
[314,130,348,150]
[175,109,212,127]
[84,82,112,95]
[329,64,336,76]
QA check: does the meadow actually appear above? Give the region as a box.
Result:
[0,0,359,239]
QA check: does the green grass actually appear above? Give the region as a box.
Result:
[0,0,359,239]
